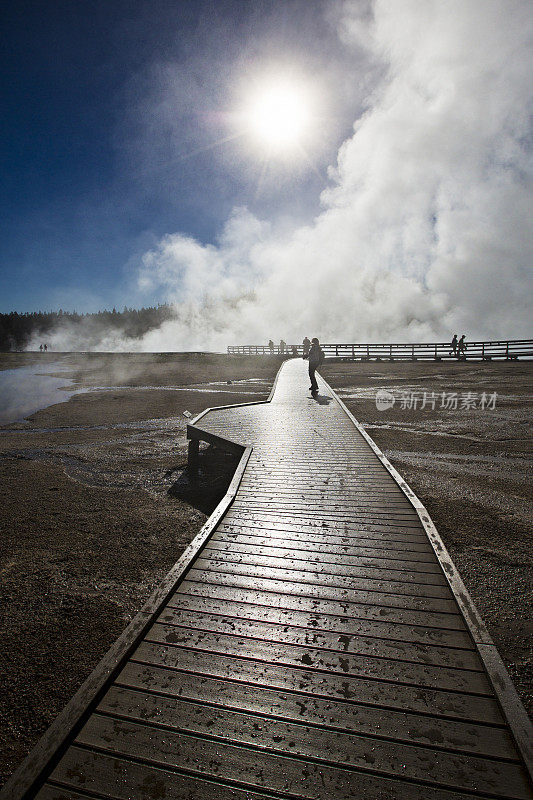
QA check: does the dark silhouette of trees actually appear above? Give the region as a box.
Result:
[0,304,175,351]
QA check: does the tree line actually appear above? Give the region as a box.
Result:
[0,304,175,351]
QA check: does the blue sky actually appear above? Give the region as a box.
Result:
[1,0,361,314]
[3,1,531,348]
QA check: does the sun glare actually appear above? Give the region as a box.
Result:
[245,80,311,151]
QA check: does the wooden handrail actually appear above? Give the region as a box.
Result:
[227,338,533,360]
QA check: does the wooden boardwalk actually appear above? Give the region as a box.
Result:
[3,358,532,799]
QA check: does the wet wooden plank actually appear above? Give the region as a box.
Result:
[47,741,504,800]
[34,789,93,800]
[235,489,413,505]
[217,521,434,548]
[201,544,444,578]
[167,591,473,647]
[178,580,467,630]
[116,663,515,759]
[230,499,421,518]
[143,626,492,694]
[210,531,439,561]
[184,570,461,613]
[46,747,276,800]
[131,641,502,723]
[95,688,528,797]
[222,510,426,534]
[191,560,454,598]
[74,714,531,800]
[155,607,481,669]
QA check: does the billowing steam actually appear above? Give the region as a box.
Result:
[30,0,533,352]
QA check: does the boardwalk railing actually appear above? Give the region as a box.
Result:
[228,338,533,360]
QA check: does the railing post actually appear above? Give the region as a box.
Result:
[188,439,199,478]
[506,341,509,359]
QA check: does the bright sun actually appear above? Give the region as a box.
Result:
[245,80,311,151]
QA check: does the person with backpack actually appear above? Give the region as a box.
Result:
[450,334,458,356]
[308,337,325,394]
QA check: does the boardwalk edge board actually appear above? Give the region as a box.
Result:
[0,443,253,799]
[331,381,533,779]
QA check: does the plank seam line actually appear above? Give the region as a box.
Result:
[204,539,441,560]
[70,732,521,800]
[199,550,446,579]
[218,529,431,543]
[137,642,494,697]
[160,603,477,651]
[171,588,467,631]
[107,685,515,758]
[152,618,482,667]
[184,574,461,614]
[122,660,506,727]
[208,539,438,559]
[220,521,428,535]
[47,759,310,800]
[43,784,109,800]
[93,705,523,767]
[188,566,456,600]
[211,543,438,560]
[198,557,447,584]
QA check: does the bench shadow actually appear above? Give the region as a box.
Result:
[166,445,240,515]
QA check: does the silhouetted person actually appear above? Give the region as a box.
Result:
[308,337,325,394]
[39,344,43,352]
[450,334,458,356]
[268,339,274,354]
[458,334,467,357]
[279,339,286,354]
[43,344,48,352]
[302,336,310,358]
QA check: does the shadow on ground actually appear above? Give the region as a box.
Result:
[312,393,332,405]
[166,445,240,515]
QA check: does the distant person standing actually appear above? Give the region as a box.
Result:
[308,337,325,394]
[450,334,458,356]
[43,344,48,352]
[268,339,274,354]
[302,336,310,358]
[458,335,467,357]
[279,339,286,354]
[39,344,43,352]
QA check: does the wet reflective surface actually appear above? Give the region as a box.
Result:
[0,363,85,425]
